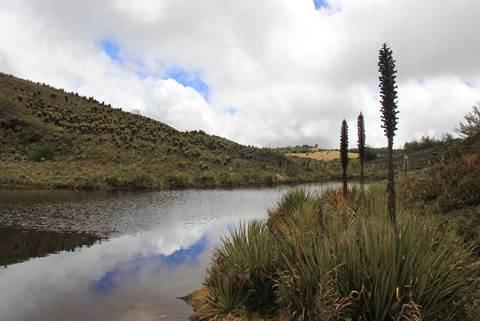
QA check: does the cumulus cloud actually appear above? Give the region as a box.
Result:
[0,0,479,148]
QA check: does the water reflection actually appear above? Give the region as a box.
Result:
[0,184,337,237]
[0,183,338,321]
[0,227,99,266]
[91,235,208,296]
[0,218,252,321]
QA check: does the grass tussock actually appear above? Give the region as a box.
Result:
[190,186,480,321]
[192,220,278,320]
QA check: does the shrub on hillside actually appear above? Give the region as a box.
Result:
[197,172,217,187]
[403,135,447,152]
[399,153,480,211]
[456,102,480,138]
[285,164,300,177]
[29,142,58,162]
[263,174,274,186]
[350,146,377,161]
[18,130,42,144]
[166,173,192,189]
[131,174,153,189]
[364,146,378,161]
[218,172,240,188]
[104,175,119,188]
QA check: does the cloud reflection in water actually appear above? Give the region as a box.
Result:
[91,235,208,295]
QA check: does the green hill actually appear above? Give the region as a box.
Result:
[0,72,332,189]
[0,72,450,190]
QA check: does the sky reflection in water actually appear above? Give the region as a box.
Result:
[0,183,337,321]
[90,235,209,296]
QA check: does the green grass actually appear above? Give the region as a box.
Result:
[0,72,445,190]
[204,221,278,317]
[189,186,480,321]
[0,72,345,190]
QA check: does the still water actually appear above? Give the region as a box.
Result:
[0,183,336,321]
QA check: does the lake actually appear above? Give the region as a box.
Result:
[0,183,337,321]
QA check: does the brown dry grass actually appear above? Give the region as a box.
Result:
[287,150,359,160]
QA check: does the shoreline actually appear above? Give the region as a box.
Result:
[0,175,386,192]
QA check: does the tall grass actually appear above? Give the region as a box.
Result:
[191,220,278,320]
[190,187,479,321]
[267,188,324,241]
[278,210,477,320]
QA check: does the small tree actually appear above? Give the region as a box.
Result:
[340,119,349,197]
[357,112,366,189]
[455,102,480,138]
[378,43,399,224]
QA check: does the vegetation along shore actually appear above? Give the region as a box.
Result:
[186,44,480,320]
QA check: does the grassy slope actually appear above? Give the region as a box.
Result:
[0,72,338,189]
[0,72,446,190]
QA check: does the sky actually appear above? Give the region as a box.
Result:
[0,0,479,148]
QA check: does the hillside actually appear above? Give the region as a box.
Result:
[0,73,448,190]
[0,72,336,189]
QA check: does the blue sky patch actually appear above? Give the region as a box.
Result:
[167,67,210,101]
[227,106,238,115]
[313,0,329,10]
[100,40,122,63]
[134,59,149,79]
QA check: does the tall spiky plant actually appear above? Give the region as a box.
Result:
[357,112,366,190]
[340,119,349,197]
[378,43,399,223]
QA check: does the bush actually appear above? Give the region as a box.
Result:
[404,136,440,152]
[364,146,378,161]
[131,174,153,189]
[190,187,479,321]
[286,164,300,177]
[104,175,119,188]
[18,130,42,144]
[29,142,58,161]
[197,172,217,187]
[399,153,480,211]
[263,174,274,186]
[166,173,192,189]
[218,172,239,188]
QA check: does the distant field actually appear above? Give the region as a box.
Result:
[287,150,359,160]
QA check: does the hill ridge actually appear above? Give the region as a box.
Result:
[0,72,329,189]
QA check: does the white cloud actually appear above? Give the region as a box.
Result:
[0,0,479,148]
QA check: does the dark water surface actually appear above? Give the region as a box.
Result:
[0,183,336,321]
